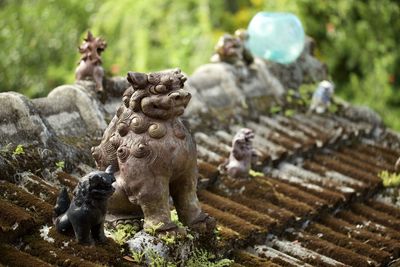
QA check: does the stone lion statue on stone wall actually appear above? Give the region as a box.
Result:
[92,69,214,233]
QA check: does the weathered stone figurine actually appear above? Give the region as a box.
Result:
[224,128,256,179]
[211,31,253,66]
[210,32,253,81]
[53,166,116,245]
[92,69,214,233]
[75,31,107,92]
[309,80,335,114]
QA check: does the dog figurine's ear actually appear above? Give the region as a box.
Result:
[105,165,115,175]
[127,72,148,90]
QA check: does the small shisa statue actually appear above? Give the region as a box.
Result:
[53,166,116,245]
[75,31,107,92]
[92,69,214,233]
[210,30,253,81]
[223,128,256,179]
[309,80,335,114]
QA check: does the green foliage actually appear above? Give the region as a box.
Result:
[0,0,300,98]
[112,223,139,245]
[159,232,176,246]
[55,161,65,170]
[170,209,184,228]
[130,249,145,264]
[284,109,295,117]
[0,0,100,97]
[91,0,215,75]
[144,222,164,236]
[130,248,177,267]
[13,144,25,156]
[269,105,282,114]
[379,171,400,187]
[186,249,233,267]
[298,84,315,107]
[146,249,177,267]
[249,169,263,177]
[213,226,221,241]
[297,0,400,130]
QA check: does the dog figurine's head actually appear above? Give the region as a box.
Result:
[74,166,116,204]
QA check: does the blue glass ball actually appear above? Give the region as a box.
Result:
[246,12,305,64]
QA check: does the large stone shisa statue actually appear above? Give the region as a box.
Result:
[92,69,214,232]
[75,31,107,92]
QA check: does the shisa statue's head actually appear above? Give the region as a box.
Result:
[213,34,244,63]
[122,68,190,120]
[234,28,249,42]
[78,31,107,64]
[91,69,191,171]
[232,128,255,155]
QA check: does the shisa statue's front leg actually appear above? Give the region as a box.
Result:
[171,167,215,233]
[133,173,176,232]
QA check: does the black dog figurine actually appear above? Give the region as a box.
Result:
[53,166,116,245]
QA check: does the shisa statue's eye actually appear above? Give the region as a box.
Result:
[155,85,167,94]
[117,146,129,162]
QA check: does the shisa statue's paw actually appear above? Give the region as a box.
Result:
[189,212,216,234]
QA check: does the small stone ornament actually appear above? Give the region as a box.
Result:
[92,69,215,234]
[210,31,253,81]
[224,128,256,179]
[75,31,107,92]
[53,166,116,245]
[310,80,335,114]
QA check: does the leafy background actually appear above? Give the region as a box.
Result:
[1,0,399,129]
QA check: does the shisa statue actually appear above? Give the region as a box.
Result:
[309,80,335,114]
[53,166,116,245]
[222,128,256,179]
[92,69,214,233]
[75,31,107,92]
[210,31,253,81]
